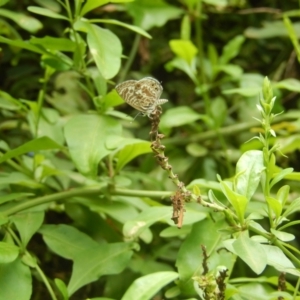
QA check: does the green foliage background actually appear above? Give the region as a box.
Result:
[0,0,300,299]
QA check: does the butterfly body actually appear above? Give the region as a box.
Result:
[115,77,168,117]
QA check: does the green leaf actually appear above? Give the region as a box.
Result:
[210,97,227,128]
[266,197,282,219]
[219,180,248,223]
[11,212,44,247]
[68,242,133,295]
[186,143,208,157]
[87,25,122,79]
[275,78,300,92]
[0,0,10,7]
[270,168,293,188]
[232,234,267,274]
[55,278,68,300]
[121,271,178,300]
[160,225,192,238]
[180,14,191,40]
[0,193,34,205]
[81,0,134,16]
[122,205,205,242]
[0,136,63,164]
[249,220,268,234]
[102,90,125,109]
[0,242,19,263]
[261,244,295,273]
[39,224,99,260]
[126,0,183,30]
[270,229,295,242]
[123,207,172,241]
[30,36,76,52]
[0,90,25,110]
[177,219,235,286]
[0,257,32,300]
[276,185,290,207]
[160,106,203,128]
[114,139,151,172]
[279,134,300,154]
[74,20,122,79]
[165,57,197,83]
[64,114,122,176]
[217,64,243,77]
[0,215,9,226]
[222,87,261,97]
[27,6,68,20]
[283,16,300,63]
[0,36,46,54]
[21,252,37,268]
[0,172,43,189]
[236,150,264,200]
[0,9,42,33]
[283,197,300,217]
[90,19,151,39]
[219,35,245,65]
[169,39,197,64]
[244,21,289,39]
[86,199,139,224]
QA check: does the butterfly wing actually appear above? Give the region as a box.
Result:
[115,77,167,116]
[133,77,164,115]
[115,80,137,103]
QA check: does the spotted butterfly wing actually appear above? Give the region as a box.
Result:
[116,77,168,117]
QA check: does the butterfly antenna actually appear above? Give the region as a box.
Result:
[130,112,141,123]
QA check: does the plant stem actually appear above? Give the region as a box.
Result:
[163,111,300,145]
[6,227,58,300]
[35,263,58,300]
[118,34,141,83]
[293,276,300,299]
[2,187,172,217]
[35,69,48,137]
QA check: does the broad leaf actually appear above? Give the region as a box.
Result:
[27,6,68,20]
[0,136,63,164]
[81,0,134,16]
[0,9,42,32]
[121,271,178,300]
[123,207,172,241]
[114,139,151,172]
[126,0,183,30]
[283,197,300,217]
[160,106,203,128]
[219,180,248,223]
[169,39,197,64]
[30,36,76,52]
[235,150,264,200]
[270,168,293,188]
[55,278,68,300]
[232,234,267,274]
[0,242,19,263]
[68,242,133,295]
[11,211,44,247]
[39,224,99,259]
[261,244,296,274]
[0,193,34,205]
[177,219,235,284]
[64,114,122,176]
[0,257,32,300]
[270,229,295,242]
[90,19,151,39]
[219,35,245,65]
[74,20,122,79]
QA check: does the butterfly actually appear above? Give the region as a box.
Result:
[115,77,168,117]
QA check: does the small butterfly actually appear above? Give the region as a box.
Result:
[115,77,168,117]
